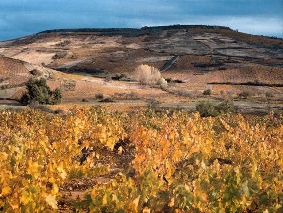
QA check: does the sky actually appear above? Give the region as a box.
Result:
[0,0,282,41]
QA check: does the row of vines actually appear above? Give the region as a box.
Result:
[0,107,283,212]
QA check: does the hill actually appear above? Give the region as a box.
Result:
[0,25,283,112]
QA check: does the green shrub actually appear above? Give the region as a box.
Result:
[1,85,9,90]
[29,104,53,113]
[196,100,235,117]
[203,89,212,95]
[215,100,235,114]
[265,92,274,99]
[196,102,219,117]
[95,93,104,100]
[81,98,89,102]
[147,99,160,109]
[29,69,42,76]
[52,88,62,104]
[238,91,251,99]
[20,78,62,105]
[52,52,67,59]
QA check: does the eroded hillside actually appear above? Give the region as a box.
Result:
[0,25,283,111]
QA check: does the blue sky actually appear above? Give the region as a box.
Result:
[0,0,282,41]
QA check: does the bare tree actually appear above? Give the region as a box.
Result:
[133,64,161,85]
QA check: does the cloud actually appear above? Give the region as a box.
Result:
[184,16,282,37]
[176,0,282,17]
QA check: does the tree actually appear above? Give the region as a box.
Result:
[133,64,161,85]
[53,88,62,104]
[20,78,62,105]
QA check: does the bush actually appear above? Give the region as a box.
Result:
[147,99,160,109]
[20,78,62,105]
[1,85,9,90]
[133,64,161,85]
[55,40,71,47]
[126,92,139,100]
[99,97,114,103]
[81,98,89,102]
[95,93,104,100]
[157,77,168,89]
[52,52,67,59]
[111,73,128,81]
[238,91,251,99]
[196,102,219,117]
[265,92,274,99]
[29,104,54,113]
[203,89,212,95]
[29,69,42,76]
[196,100,235,117]
[53,88,62,104]
[215,100,235,114]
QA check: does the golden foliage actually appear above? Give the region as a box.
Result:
[0,107,282,212]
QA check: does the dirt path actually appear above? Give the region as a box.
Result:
[161,55,180,72]
[58,148,134,211]
[57,59,86,69]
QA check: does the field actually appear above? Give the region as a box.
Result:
[0,25,283,212]
[0,107,283,212]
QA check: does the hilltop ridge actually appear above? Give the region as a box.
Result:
[0,24,283,112]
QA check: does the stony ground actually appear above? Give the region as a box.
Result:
[0,25,283,113]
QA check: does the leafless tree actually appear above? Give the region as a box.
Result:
[133,64,161,85]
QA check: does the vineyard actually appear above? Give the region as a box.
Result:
[0,107,283,212]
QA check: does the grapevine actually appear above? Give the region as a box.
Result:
[0,107,282,212]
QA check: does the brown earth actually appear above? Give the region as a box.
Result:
[0,25,283,111]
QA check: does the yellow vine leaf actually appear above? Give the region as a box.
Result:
[102,193,107,205]
[118,146,123,155]
[112,194,118,202]
[147,148,152,157]
[57,162,67,179]
[45,194,58,209]
[165,160,173,182]
[20,191,31,205]
[51,183,59,195]
[142,207,151,213]
[1,186,11,196]
[251,162,257,178]
[8,198,19,210]
[27,160,40,179]
[131,195,140,212]
[241,180,250,197]
[0,152,8,161]
[200,193,208,202]
[168,197,175,207]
